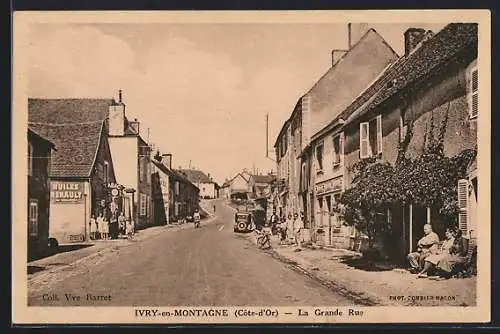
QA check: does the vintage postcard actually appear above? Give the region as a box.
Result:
[12,10,491,324]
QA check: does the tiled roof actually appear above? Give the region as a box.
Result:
[29,98,140,136]
[28,122,104,178]
[28,98,115,178]
[28,98,116,124]
[251,174,276,184]
[341,23,478,123]
[28,127,56,148]
[178,169,213,184]
[152,160,199,191]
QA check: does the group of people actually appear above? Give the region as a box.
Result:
[267,209,305,247]
[407,224,469,279]
[89,212,135,240]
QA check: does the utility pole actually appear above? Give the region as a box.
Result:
[265,113,276,162]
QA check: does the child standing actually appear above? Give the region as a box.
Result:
[101,215,109,240]
[89,215,97,240]
[96,212,104,240]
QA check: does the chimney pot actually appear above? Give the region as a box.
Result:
[404,28,427,56]
[118,89,122,103]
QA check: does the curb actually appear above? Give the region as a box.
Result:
[268,249,383,306]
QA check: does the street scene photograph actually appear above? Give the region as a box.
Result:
[12,10,491,324]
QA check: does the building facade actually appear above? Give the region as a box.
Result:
[248,173,276,199]
[306,23,478,257]
[179,169,218,199]
[306,28,399,247]
[28,119,118,245]
[107,95,154,230]
[27,128,55,259]
[274,25,398,241]
[152,154,200,223]
[343,23,478,256]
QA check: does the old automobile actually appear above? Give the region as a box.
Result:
[234,202,254,233]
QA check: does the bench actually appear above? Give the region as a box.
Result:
[451,237,477,277]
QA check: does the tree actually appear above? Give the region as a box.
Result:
[335,158,398,250]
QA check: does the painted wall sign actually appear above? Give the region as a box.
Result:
[315,177,343,196]
[50,181,85,203]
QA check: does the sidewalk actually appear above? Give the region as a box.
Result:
[28,215,217,280]
[245,232,476,307]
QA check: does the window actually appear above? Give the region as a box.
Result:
[146,161,151,185]
[29,199,38,237]
[316,143,324,172]
[399,108,409,143]
[468,66,478,119]
[104,161,109,184]
[28,142,33,176]
[360,115,382,158]
[139,193,147,216]
[139,158,144,182]
[175,181,180,195]
[332,132,344,167]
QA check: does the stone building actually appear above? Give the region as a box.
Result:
[27,128,55,259]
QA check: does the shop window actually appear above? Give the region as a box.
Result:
[139,193,147,216]
[360,115,382,158]
[468,66,478,119]
[28,142,33,176]
[332,132,344,167]
[29,199,38,237]
[316,143,324,173]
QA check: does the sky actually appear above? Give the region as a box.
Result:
[27,22,446,184]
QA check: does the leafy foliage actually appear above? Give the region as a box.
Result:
[337,103,476,250]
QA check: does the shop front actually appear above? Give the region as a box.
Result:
[49,179,90,244]
[49,180,126,244]
[314,176,348,248]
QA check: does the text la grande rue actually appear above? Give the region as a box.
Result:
[299,308,364,317]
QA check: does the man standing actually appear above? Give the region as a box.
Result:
[407,224,440,273]
[293,212,304,247]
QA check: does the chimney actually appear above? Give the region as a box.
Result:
[207,173,210,180]
[404,28,427,56]
[108,90,125,136]
[331,49,348,66]
[162,153,172,169]
[348,23,370,48]
[129,118,140,135]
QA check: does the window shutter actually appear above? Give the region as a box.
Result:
[339,132,345,165]
[469,67,478,119]
[376,115,383,154]
[359,122,369,158]
[457,179,469,234]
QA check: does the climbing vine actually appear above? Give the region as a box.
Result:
[336,102,477,251]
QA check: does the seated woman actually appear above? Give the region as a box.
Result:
[434,229,469,279]
[417,227,456,278]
